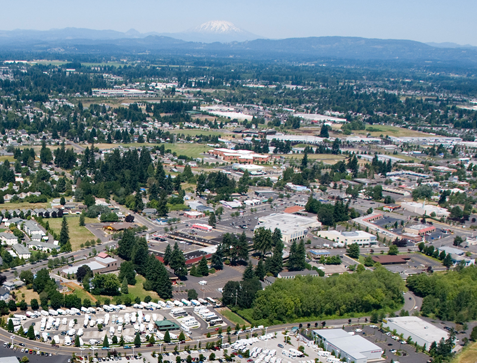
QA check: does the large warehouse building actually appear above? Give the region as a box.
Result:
[383,317,448,349]
[255,213,321,244]
[312,329,383,363]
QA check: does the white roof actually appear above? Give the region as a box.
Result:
[386,317,448,344]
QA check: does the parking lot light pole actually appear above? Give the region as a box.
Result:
[10,336,14,347]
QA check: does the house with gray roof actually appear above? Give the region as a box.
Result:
[12,244,31,259]
[0,232,18,246]
[23,220,46,241]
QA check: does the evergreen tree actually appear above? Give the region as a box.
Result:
[134,333,141,347]
[27,325,35,340]
[75,335,81,347]
[178,331,185,341]
[242,262,254,281]
[164,244,172,266]
[211,245,224,270]
[7,319,13,332]
[266,239,284,276]
[164,330,171,343]
[102,335,109,348]
[157,192,169,217]
[288,240,306,271]
[253,227,273,257]
[121,277,129,294]
[208,212,217,228]
[301,150,308,169]
[132,237,149,275]
[198,256,209,276]
[170,242,187,279]
[255,259,266,280]
[134,189,144,212]
[59,217,69,248]
[117,229,136,260]
[79,214,85,226]
[443,253,453,269]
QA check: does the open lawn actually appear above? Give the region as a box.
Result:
[284,153,345,164]
[165,144,211,158]
[94,275,161,304]
[0,155,15,163]
[353,125,431,137]
[47,216,96,251]
[17,286,40,304]
[67,282,98,302]
[452,342,477,363]
[219,308,249,327]
[2,202,49,210]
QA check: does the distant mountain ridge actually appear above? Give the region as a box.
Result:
[0,21,261,44]
[0,26,476,65]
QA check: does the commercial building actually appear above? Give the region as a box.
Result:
[400,202,450,218]
[61,254,119,276]
[209,148,270,164]
[371,255,411,265]
[255,213,321,244]
[404,224,436,236]
[383,317,448,349]
[312,329,383,363]
[317,230,377,247]
[184,211,205,219]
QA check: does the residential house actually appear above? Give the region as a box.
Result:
[12,244,31,259]
[0,287,10,301]
[0,232,18,246]
[23,220,46,241]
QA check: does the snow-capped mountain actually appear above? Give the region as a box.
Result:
[179,21,261,43]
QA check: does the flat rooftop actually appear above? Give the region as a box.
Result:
[386,317,448,343]
[314,329,382,359]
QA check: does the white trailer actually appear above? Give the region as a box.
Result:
[67,329,76,336]
[64,336,72,346]
[104,313,110,325]
[89,319,96,327]
[109,326,115,336]
[77,328,84,336]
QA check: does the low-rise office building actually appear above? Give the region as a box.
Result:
[317,230,377,247]
[383,317,448,350]
[255,213,321,244]
[312,329,383,363]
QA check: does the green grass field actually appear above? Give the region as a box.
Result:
[220,308,249,326]
[47,216,97,251]
[0,155,15,163]
[353,125,431,137]
[284,153,345,164]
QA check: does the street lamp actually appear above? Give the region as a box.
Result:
[10,335,14,347]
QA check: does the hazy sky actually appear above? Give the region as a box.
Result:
[3,0,477,45]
